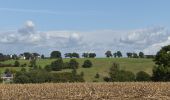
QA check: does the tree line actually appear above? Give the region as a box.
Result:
[0,50,155,62]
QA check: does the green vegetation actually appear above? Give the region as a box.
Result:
[0,58,154,82]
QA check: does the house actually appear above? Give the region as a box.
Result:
[19,54,26,60]
[1,73,13,84]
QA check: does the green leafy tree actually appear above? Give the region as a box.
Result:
[50,51,62,58]
[14,74,30,84]
[23,52,32,60]
[95,72,100,78]
[82,60,93,68]
[132,53,138,58]
[136,71,151,81]
[29,59,37,69]
[117,51,122,58]
[113,52,117,58]
[44,65,52,72]
[51,58,63,71]
[82,53,89,58]
[105,51,112,58]
[127,52,133,58]
[152,45,170,81]
[72,52,79,58]
[69,59,79,69]
[64,53,72,58]
[41,54,45,59]
[109,63,120,81]
[139,52,144,58]
[89,53,96,58]
[14,60,20,67]
[109,62,135,82]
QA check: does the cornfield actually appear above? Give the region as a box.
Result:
[0,82,170,100]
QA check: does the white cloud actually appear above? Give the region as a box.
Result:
[119,26,170,54]
[0,21,170,56]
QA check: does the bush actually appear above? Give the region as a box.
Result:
[136,71,151,81]
[44,65,52,72]
[115,70,135,82]
[152,65,170,81]
[51,59,63,71]
[109,62,135,82]
[14,75,30,84]
[63,62,69,69]
[82,60,92,68]
[69,59,79,69]
[103,76,111,82]
[14,60,20,67]
[21,63,27,67]
[80,71,84,77]
[95,73,100,78]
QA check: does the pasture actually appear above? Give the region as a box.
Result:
[0,58,155,82]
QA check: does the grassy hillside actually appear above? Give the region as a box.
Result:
[0,58,155,82]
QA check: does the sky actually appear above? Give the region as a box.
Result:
[0,0,170,57]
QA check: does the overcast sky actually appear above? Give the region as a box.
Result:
[0,0,170,57]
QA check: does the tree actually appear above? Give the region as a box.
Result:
[64,53,72,58]
[41,55,45,59]
[89,53,96,58]
[154,45,170,66]
[82,60,93,68]
[136,71,151,81]
[117,70,135,82]
[0,53,4,61]
[50,51,62,58]
[29,59,37,69]
[44,65,52,72]
[14,74,30,84]
[51,58,63,71]
[109,62,135,82]
[127,52,133,58]
[95,72,100,78]
[117,51,122,58]
[14,60,20,67]
[132,53,138,58]
[23,52,32,60]
[12,54,18,60]
[139,52,144,58]
[152,45,170,81]
[72,52,79,58]
[69,59,79,69]
[109,62,120,81]
[82,53,89,58]
[105,51,112,58]
[113,52,117,58]
[32,53,40,59]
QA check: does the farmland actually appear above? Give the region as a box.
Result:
[0,82,170,99]
[0,58,154,82]
[1,58,155,82]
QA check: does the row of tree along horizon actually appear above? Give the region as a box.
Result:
[0,51,155,61]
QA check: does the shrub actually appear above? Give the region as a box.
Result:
[82,60,92,68]
[14,60,20,67]
[95,73,100,78]
[44,65,52,72]
[115,70,135,82]
[21,63,27,67]
[69,59,79,69]
[136,71,151,81]
[109,62,135,82]
[51,59,63,71]
[80,71,84,77]
[103,76,111,82]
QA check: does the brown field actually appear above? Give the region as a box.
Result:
[0,82,170,100]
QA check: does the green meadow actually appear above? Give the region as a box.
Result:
[0,58,155,82]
